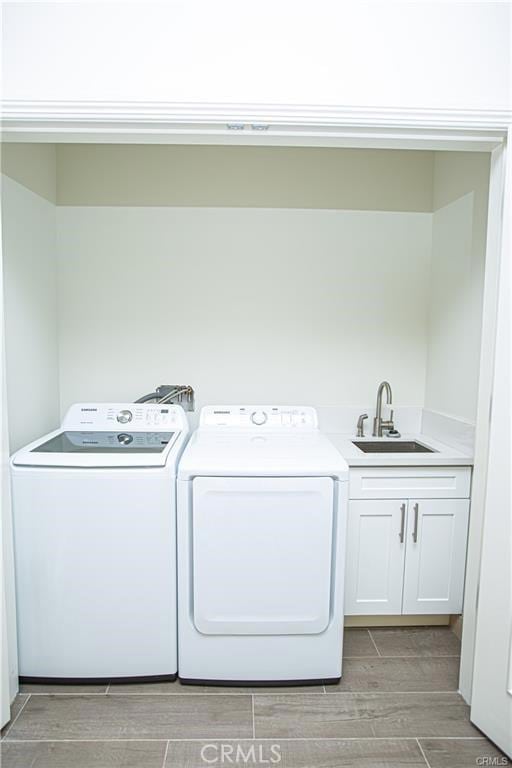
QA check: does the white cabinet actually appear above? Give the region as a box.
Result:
[402,498,470,614]
[345,467,471,616]
[345,499,407,615]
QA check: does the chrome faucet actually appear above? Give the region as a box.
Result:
[373,381,394,437]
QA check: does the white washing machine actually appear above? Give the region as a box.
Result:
[177,405,349,685]
[11,402,189,683]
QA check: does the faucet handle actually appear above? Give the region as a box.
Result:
[356,413,368,437]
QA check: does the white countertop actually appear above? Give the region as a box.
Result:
[326,433,473,467]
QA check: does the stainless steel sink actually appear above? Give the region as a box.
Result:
[353,440,435,453]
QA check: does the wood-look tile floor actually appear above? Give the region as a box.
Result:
[2,627,509,767]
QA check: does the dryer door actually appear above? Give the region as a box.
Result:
[192,476,334,635]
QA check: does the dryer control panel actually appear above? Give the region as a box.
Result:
[200,406,318,430]
[62,403,188,432]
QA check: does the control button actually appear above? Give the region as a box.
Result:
[251,410,268,426]
[117,410,133,424]
[117,433,133,445]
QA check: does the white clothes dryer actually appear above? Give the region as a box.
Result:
[177,405,349,685]
[11,402,189,683]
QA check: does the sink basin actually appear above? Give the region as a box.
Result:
[353,440,435,453]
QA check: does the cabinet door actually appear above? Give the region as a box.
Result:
[345,499,407,615]
[403,499,470,614]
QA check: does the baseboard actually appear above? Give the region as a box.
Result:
[449,614,464,640]
[344,615,451,627]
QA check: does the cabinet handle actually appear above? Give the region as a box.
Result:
[412,503,419,543]
[399,503,406,543]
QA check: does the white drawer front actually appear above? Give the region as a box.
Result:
[350,466,471,499]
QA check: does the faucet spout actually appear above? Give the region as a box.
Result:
[373,381,394,437]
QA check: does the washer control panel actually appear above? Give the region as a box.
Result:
[62,403,188,432]
[251,410,268,426]
[200,406,318,429]
[117,433,133,444]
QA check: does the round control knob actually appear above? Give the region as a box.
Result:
[117,433,133,445]
[117,409,133,424]
[251,410,268,426]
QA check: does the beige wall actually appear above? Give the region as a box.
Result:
[2,176,60,451]
[57,206,432,413]
[1,144,60,450]
[56,145,434,212]
[432,152,491,212]
[1,143,57,203]
[1,143,490,429]
[425,152,490,423]
[53,145,435,416]
[1,143,436,212]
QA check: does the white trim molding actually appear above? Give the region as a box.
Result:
[459,140,508,705]
[1,101,510,149]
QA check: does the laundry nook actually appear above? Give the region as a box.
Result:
[0,3,510,767]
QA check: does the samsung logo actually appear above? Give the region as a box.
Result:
[81,408,98,412]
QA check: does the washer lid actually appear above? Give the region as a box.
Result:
[33,430,175,454]
[11,402,190,468]
[12,428,183,468]
[178,430,349,480]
